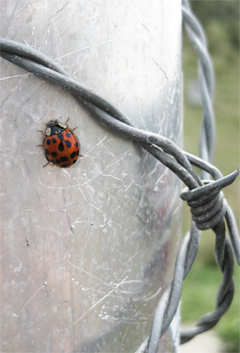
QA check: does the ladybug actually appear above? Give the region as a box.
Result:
[38,118,80,168]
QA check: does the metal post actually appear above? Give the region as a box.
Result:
[0,1,182,352]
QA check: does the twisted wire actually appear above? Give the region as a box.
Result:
[182,0,215,172]
[0,1,239,350]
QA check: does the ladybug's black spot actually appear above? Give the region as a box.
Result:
[74,142,78,147]
[58,142,64,152]
[65,132,71,138]
[47,139,51,145]
[70,151,76,159]
[65,140,72,148]
[55,159,61,164]
[61,164,68,168]
[51,152,58,157]
[52,137,57,143]
[49,159,56,164]
[45,149,50,156]
[58,133,64,140]
[60,156,68,162]
[72,160,77,164]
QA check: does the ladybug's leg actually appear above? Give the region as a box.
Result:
[71,127,77,132]
[37,129,46,135]
[65,117,70,125]
[37,129,45,147]
[45,119,58,125]
[43,161,51,168]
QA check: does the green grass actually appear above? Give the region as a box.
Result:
[181,16,240,352]
[181,265,224,322]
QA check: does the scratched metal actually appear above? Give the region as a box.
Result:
[0,0,182,352]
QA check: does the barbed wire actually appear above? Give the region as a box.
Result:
[0,0,239,351]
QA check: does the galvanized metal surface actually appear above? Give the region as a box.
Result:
[0,1,182,352]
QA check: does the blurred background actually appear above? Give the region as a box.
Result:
[181,2,239,352]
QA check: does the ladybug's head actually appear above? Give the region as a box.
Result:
[45,120,67,136]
